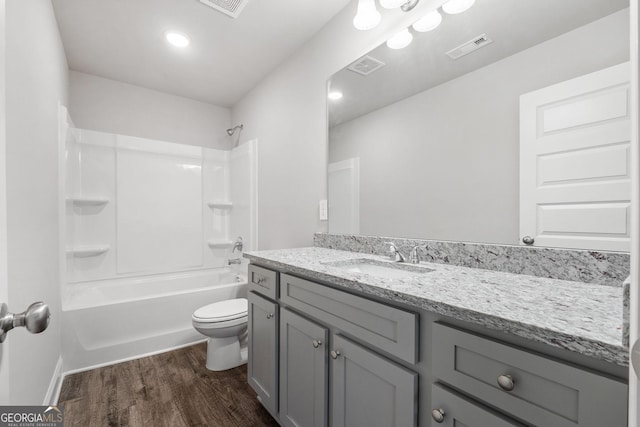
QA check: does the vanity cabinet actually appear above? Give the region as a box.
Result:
[247,291,279,416]
[247,262,628,427]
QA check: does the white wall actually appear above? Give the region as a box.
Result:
[329,10,630,244]
[231,0,448,249]
[69,71,232,149]
[5,0,68,404]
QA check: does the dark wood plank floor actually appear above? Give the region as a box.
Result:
[59,343,280,427]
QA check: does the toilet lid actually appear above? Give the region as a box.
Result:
[193,298,248,322]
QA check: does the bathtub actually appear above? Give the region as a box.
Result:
[61,268,247,373]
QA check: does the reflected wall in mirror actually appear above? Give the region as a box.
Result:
[327,0,630,251]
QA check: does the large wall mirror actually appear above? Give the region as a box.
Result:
[327,0,631,251]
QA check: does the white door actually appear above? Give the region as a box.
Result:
[328,158,360,235]
[520,62,631,251]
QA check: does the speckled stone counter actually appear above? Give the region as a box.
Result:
[244,247,627,367]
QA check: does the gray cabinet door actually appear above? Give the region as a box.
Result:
[248,291,279,416]
[331,334,417,427]
[280,308,328,427]
[430,383,525,427]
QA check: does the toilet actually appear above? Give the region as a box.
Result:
[192,298,248,371]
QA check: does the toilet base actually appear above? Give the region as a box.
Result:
[205,336,248,371]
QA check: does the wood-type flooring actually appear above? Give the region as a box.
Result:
[58,343,279,427]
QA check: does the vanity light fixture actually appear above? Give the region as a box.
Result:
[386,28,413,49]
[412,10,442,32]
[353,0,382,31]
[165,31,190,48]
[328,91,344,100]
[442,0,476,15]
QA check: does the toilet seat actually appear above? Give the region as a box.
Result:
[192,298,248,324]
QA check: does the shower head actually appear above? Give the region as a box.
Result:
[226,124,244,136]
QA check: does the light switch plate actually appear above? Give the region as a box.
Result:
[319,199,328,220]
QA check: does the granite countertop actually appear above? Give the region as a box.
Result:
[244,247,627,366]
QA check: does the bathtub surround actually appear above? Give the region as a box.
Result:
[245,247,627,366]
[62,129,257,373]
[314,233,630,287]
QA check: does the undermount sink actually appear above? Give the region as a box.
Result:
[323,258,434,280]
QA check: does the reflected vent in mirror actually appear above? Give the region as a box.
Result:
[198,0,248,18]
[446,33,493,60]
[348,55,386,76]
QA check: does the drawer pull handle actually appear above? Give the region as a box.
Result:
[312,340,322,348]
[330,350,341,359]
[497,374,515,391]
[255,275,267,285]
[431,408,445,423]
[266,313,274,320]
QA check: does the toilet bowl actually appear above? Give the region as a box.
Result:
[192,298,248,371]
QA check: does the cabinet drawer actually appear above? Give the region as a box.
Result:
[431,383,524,427]
[280,273,418,364]
[432,323,627,427]
[248,264,278,300]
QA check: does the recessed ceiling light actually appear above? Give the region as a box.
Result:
[165,31,190,48]
[328,91,343,100]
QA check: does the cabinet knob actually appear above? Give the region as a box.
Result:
[312,340,322,348]
[497,374,515,391]
[330,350,341,359]
[256,275,266,285]
[266,313,274,320]
[431,408,445,423]
[522,236,535,245]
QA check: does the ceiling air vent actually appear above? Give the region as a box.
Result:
[347,55,386,76]
[198,0,249,18]
[446,34,493,60]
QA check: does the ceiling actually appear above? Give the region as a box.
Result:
[52,0,352,107]
[328,0,629,126]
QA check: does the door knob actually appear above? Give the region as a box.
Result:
[0,302,51,343]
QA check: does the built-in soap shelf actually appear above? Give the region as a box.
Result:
[207,239,233,248]
[66,196,109,207]
[66,245,110,258]
[207,200,233,209]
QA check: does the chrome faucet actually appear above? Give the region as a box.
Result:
[232,236,243,253]
[409,245,422,264]
[229,237,244,265]
[385,242,406,262]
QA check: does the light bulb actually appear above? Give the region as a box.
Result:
[380,0,406,9]
[412,10,442,32]
[328,91,343,100]
[353,0,381,30]
[164,31,190,47]
[442,0,475,14]
[386,28,413,49]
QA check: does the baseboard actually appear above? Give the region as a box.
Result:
[62,338,207,377]
[43,356,64,405]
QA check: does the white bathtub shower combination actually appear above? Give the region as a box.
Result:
[61,125,257,373]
